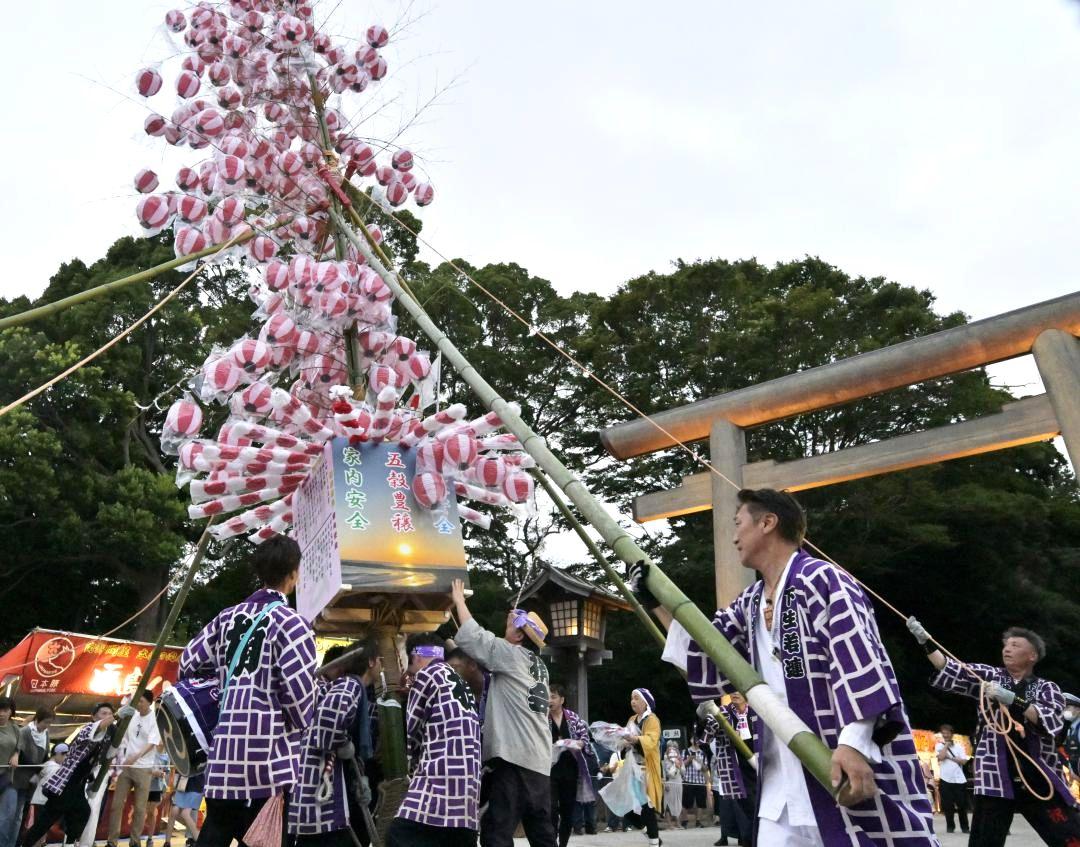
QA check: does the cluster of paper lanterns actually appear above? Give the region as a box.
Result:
[133,0,435,258]
[154,3,532,543]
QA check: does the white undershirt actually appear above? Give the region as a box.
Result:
[756,555,817,827]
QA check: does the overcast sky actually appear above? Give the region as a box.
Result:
[3,1,1077,558]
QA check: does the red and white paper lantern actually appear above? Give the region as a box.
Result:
[165,9,186,32]
[176,70,201,98]
[414,182,434,206]
[165,398,203,436]
[202,359,243,394]
[260,312,297,345]
[231,338,272,373]
[194,108,224,137]
[416,440,446,473]
[502,471,534,504]
[385,180,408,207]
[475,455,508,488]
[412,472,447,509]
[443,434,479,470]
[236,380,275,415]
[136,68,163,97]
[264,260,290,291]
[136,195,172,230]
[366,24,389,48]
[134,169,159,193]
[249,235,278,262]
[175,225,208,256]
[177,195,209,224]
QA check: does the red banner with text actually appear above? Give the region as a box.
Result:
[2,630,182,698]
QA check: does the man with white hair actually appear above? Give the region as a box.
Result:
[908,620,1080,844]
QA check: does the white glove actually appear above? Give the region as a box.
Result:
[117,705,136,720]
[906,616,930,645]
[335,741,355,761]
[987,683,1016,706]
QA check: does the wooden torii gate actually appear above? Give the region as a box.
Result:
[599,292,1080,606]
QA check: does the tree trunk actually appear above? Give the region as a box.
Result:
[131,562,169,642]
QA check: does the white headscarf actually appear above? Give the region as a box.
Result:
[632,687,655,721]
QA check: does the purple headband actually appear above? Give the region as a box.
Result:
[410,645,444,659]
[511,609,546,642]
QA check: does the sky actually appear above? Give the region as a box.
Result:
[2,0,1078,559]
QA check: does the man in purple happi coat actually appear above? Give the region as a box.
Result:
[181,535,316,847]
[288,640,379,847]
[907,619,1080,844]
[702,694,756,846]
[388,633,482,847]
[642,488,937,846]
[19,703,115,847]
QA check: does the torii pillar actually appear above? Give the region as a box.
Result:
[1033,329,1080,469]
[711,420,754,607]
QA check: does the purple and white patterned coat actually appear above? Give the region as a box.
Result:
[43,720,110,797]
[556,707,599,800]
[702,708,747,799]
[930,657,1076,807]
[180,588,316,801]
[395,659,482,831]
[288,675,364,835]
[685,550,937,846]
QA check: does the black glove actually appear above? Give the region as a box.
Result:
[627,560,660,611]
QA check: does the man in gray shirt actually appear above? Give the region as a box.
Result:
[450,579,554,847]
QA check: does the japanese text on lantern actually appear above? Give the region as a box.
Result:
[343,446,369,531]
[386,451,414,533]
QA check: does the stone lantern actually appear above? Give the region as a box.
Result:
[517,564,631,721]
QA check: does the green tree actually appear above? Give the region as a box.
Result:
[0,234,251,645]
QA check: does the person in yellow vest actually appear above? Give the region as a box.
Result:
[623,688,663,846]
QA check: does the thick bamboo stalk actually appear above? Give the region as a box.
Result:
[91,518,217,789]
[328,210,838,797]
[0,234,259,332]
[528,467,754,761]
[527,468,664,646]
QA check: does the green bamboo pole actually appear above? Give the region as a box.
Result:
[527,467,754,762]
[91,518,217,790]
[329,209,838,797]
[376,696,408,779]
[0,234,260,332]
[529,467,664,645]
